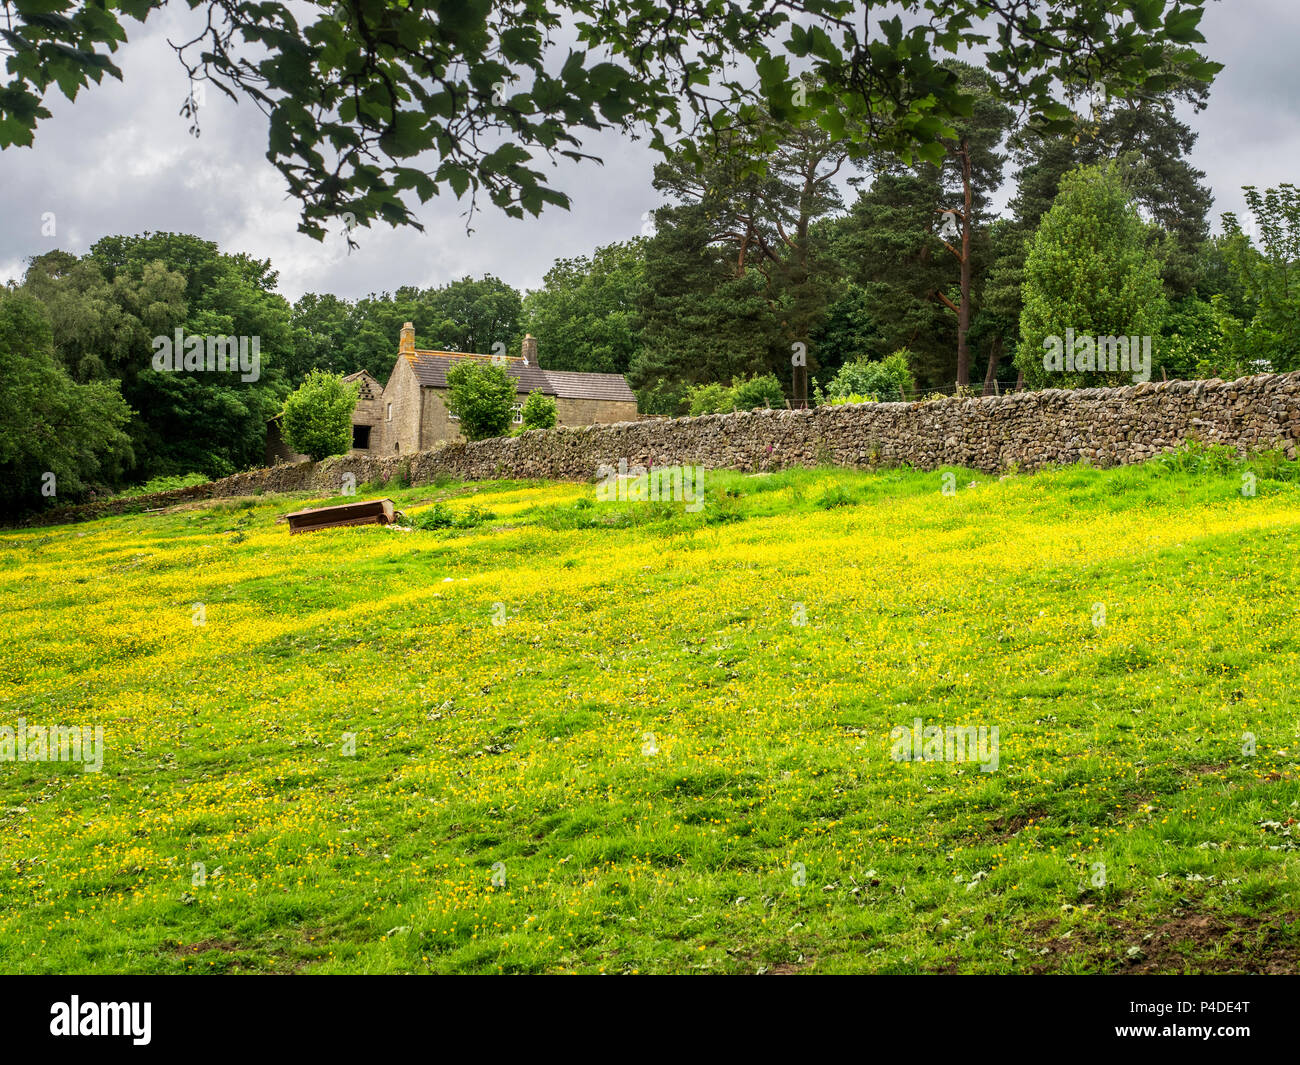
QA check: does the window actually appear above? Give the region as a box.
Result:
[511,403,524,424]
[352,425,371,449]
[386,402,392,422]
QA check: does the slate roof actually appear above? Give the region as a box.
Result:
[402,351,636,404]
[540,369,639,404]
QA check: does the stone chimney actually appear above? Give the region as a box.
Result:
[399,322,415,354]
[521,333,537,364]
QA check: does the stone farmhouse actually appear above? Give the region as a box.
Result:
[268,323,639,464]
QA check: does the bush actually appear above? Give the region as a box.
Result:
[1249,448,1300,485]
[729,374,786,411]
[1155,441,1300,487]
[445,361,515,441]
[409,503,454,529]
[685,374,787,416]
[406,501,497,530]
[685,382,732,416]
[817,484,855,508]
[387,458,412,490]
[281,371,359,461]
[916,384,977,402]
[116,472,210,498]
[821,350,915,403]
[1156,298,1218,381]
[1153,440,1300,486]
[1155,439,1239,476]
[455,503,497,527]
[519,389,557,431]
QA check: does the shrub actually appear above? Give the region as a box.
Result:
[281,371,359,461]
[1155,441,1300,487]
[387,458,412,489]
[405,501,498,530]
[817,484,855,509]
[729,374,786,411]
[686,374,787,416]
[1250,448,1300,485]
[822,350,915,403]
[445,361,515,441]
[409,503,454,529]
[1156,297,1218,381]
[685,382,732,417]
[1156,440,1242,476]
[455,503,496,527]
[519,389,557,431]
[116,472,210,498]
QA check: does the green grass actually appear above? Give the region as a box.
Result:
[1,455,1298,973]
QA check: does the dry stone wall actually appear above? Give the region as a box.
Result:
[334,372,1300,483]
[23,372,1300,526]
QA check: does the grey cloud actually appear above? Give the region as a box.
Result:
[0,2,1292,301]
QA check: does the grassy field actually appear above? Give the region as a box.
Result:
[2,453,1299,974]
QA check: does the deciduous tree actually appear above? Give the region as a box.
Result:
[0,1,1219,236]
[444,360,515,441]
[280,370,359,461]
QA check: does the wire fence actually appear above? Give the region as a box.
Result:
[896,381,1026,400]
[637,380,1028,419]
[791,380,1026,407]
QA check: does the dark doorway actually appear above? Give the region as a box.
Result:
[352,425,371,449]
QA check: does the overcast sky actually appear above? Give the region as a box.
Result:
[0,0,1293,303]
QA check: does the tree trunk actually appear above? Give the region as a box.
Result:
[956,135,973,387]
[792,362,808,409]
[982,334,1002,395]
[788,158,818,410]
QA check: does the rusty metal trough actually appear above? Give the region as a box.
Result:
[284,498,397,534]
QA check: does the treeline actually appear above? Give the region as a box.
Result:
[2,233,289,512]
[0,237,530,511]
[526,68,1293,411]
[4,66,1297,514]
[629,66,1233,410]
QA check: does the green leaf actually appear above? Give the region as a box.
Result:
[1128,0,1164,31]
[1164,8,1206,43]
[441,163,471,198]
[916,140,947,167]
[380,111,426,158]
